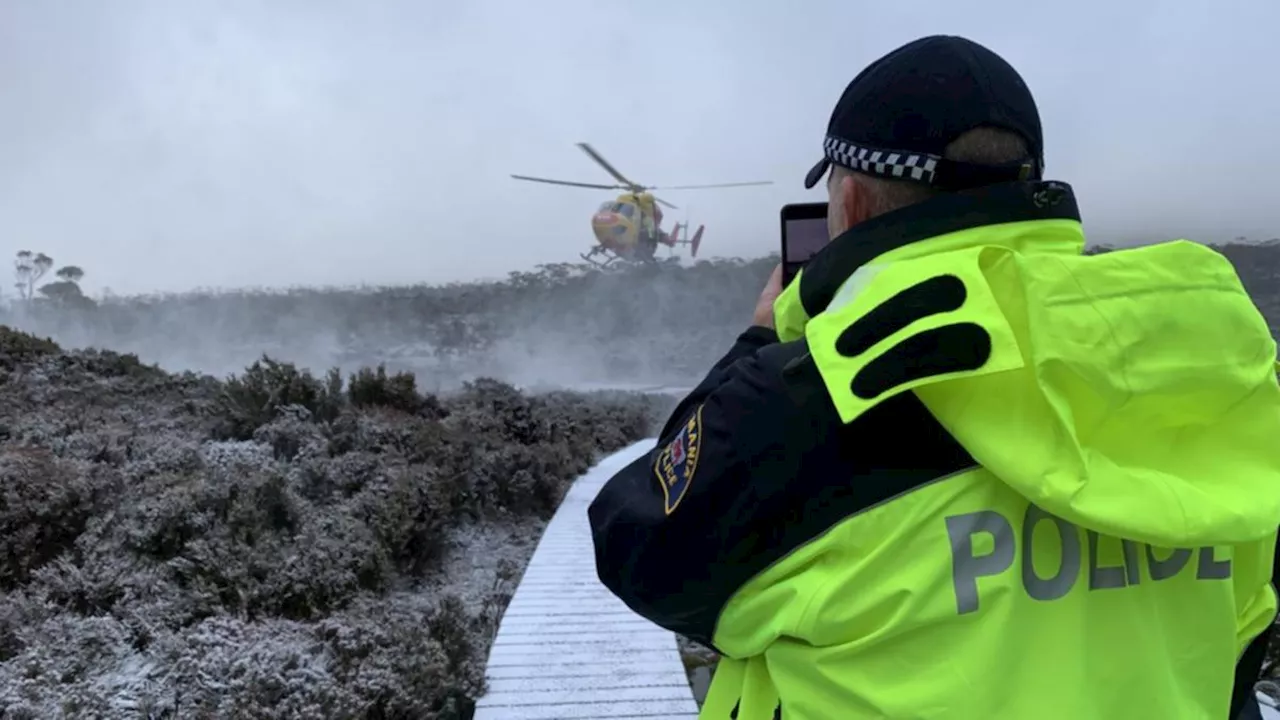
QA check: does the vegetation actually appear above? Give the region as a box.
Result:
[0,327,669,718]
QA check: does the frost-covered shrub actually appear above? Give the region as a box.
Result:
[213,356,343,440]
[347,364,435,416]
[0,449,122,588]
[0,325,60,371]
[0,327,666,717]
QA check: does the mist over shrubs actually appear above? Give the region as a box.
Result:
[0,327,669,718]
[0,257,778,390]
[5,242,1279,391]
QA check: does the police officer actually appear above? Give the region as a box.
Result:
[588,35,1280,719]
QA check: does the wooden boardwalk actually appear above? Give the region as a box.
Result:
[474,439,700,720]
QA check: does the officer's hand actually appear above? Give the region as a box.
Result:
[752,264,783,329]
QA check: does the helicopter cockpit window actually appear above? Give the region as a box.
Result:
[597,201,613,213]
[616,203,635,218]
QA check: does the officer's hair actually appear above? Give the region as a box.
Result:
[834,127,1031,217]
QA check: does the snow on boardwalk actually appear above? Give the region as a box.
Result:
[474,439,700,720]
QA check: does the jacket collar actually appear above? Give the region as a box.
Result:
[797,180,1081,318]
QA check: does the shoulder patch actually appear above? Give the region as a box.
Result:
[653,405,703,515]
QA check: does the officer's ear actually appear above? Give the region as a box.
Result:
[828,168,875,238]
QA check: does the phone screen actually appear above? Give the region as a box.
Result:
[781,214,828,285]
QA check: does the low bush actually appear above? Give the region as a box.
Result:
[0,327,668,718]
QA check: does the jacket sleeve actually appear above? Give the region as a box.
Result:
[653,325,778,440]
[587,334,831,647]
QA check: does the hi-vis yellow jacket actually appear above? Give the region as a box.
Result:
[588,181,1280,719]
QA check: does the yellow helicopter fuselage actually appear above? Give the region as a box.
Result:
[589,191,664,260]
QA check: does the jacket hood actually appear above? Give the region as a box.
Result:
[778,183,1280,546]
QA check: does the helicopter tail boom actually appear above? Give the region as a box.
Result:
[662,223,681,247]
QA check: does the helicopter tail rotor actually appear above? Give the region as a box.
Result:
[689,225,705,257]
[664,221,705,258]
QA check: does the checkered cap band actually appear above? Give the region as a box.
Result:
[824,135,940,184]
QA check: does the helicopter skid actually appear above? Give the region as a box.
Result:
[580,249,619,268]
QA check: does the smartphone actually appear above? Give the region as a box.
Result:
[780,202,829,285]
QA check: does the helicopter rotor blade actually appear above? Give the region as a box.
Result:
[655,197,678,209]
[577,143,642,190]
[651,181,775,190]
[511,174,624,190]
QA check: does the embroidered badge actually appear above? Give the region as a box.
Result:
[653,405,702,515]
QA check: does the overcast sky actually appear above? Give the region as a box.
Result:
[0,0,1277,296]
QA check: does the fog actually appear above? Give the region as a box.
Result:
[0,257,775,393]
[0,0,1277,298]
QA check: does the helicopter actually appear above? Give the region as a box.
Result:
[512,143,773,267]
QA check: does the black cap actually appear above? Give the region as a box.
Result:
[804,35,1044,191]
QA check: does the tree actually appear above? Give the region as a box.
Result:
[38,264,94,309]
[55,265,84,284]
[14,251,53,301]
[38,281,93,308]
